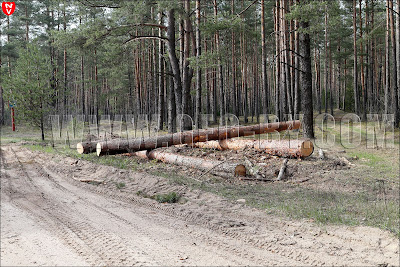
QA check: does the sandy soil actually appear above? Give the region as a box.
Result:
[1,144,398,266]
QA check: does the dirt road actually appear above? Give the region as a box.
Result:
[1,145,398,266]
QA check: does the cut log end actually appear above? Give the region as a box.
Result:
[96,143,102,156]
[235,164,247,177]
[77,142,97,154]
[77,143,84,154]
[300,140,314,157]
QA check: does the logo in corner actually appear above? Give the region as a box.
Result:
[2,2,15,16]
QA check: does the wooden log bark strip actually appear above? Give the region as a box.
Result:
[130,150,245,177]
[194,139,314,158]
[95,120,301,156]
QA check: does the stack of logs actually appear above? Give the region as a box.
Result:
[76,120,313,179]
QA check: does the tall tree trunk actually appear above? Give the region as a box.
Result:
[195,0,202,128]
[214,0,225,125]
[63,3,68,116]
[168,63,177,133]
[324,6,329,114]
[294,15,301,116]
[397,0,400,107]
[166,9,183,117]
[385,0,391,117]
[182,0,193,127]
[359,0,366,120]
[231,0,238,117]
[7,16,11,77]
[389,0,399,127]
[353,0,359,114]
[0,23,3,125]
[261,0,269,117]
[299,21,314,139]
[274,1,281,120]
[158,13,165,130]
[283,0,292,118]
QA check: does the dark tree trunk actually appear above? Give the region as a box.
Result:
[158,13,165,130]
[166,9,183,116]
[195,0,202,129]
[299,21,314,139]
[261,0,269,117]
[385,0,391,116]
[182,0,193,127]
[353,0,359,114]
[214,0,225,126]
[168,63,177,133]
[389,0,399,127]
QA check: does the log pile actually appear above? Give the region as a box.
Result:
[75,120,313,180]
[76,120,300,156]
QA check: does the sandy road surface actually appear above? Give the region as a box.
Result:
[1,144,398,266]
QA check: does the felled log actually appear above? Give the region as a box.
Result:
[130,150,246,178]
[194,139,314,158]
[76,141,97,154]
[94,120,300,156]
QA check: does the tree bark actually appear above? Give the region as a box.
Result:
[194,139,314,158]
[353,0,359,114]
[385,0,391,117]
[389,0,399,127]
[168,63,177,133]
[94,120,301,156]
[132,150,245,177]
[214,0,225,125]
[166,9,183,116]
[158,12,165,130]
[182,0,193,128]
[261,0,269,116]
[195,0,202,129]
[299,21,314,139]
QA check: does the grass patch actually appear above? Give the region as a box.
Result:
[154,192,181,203]
[115,182,126,189]
[24,144,148,171]
[137,190,182,204]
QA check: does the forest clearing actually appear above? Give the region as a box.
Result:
[1,0,400,266]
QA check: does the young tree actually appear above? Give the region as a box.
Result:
[4,44,52,140]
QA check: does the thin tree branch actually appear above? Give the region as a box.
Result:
[123,36,168,45]
[237,0,258,16]
[77,0,121,8]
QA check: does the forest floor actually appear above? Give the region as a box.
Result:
[1,121,399,266]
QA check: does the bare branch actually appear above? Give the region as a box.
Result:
[123,36,168,45]
[237,0,258,16]
[77,0,121,8]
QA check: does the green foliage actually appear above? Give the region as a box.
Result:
[115,182,126,189]
[3,43,52,138]
[154,192,181,203]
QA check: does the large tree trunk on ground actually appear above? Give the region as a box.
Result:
[193,139,314,158]
[93,120,301,156]
[131,150,245,178]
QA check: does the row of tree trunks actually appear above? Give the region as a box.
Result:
[193,139,313,158]
[130,150,245,178]
[92,120,301,156]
